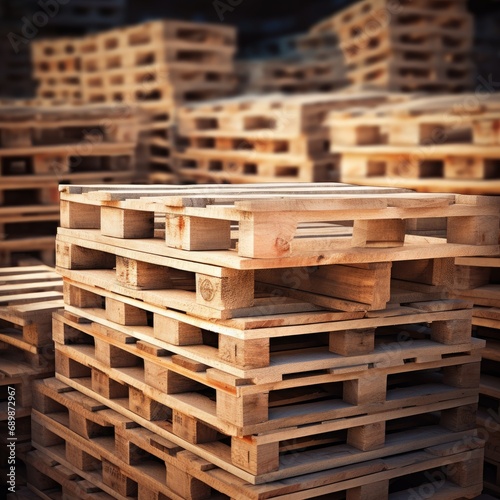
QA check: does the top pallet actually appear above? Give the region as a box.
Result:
[59,183,500,267]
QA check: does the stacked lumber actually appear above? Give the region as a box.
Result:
[175,91,405,183]
[311,0,474,92]
[454,255,500,496]
[29,182,499,498]
[0,102,139,266]
[0,265,63,491]
[329,93,500,194]
[32,38,83,103]
[238,0,474,94]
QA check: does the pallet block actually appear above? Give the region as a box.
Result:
[59,183,500,262]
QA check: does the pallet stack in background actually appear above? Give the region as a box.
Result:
[328,93,500,193]
[174,91,408,184]
[0,265,63,491]
[30,20,238,185]
[238,0,474,95]
[0,102,139,266]
[22,183,500,498]
[454,255,500,497]
[0,0,127,100]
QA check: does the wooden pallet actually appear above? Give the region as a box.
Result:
[79,19,237,106]
[331,93,500,193]
[56,238,408,316]
[59,183,500,262]
[59,274,475,368]
[33,377,484,496]
[0,265,63,363]
[0,102,139,148]
[329,94,500,147]
[177,92,400,136]
[175,153,339,184]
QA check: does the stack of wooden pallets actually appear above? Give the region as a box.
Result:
[0,102,139,265]
[0,265,63,491]
[237,32,350,94]
[25,182,499,498]
[311,0,474,92]
[32,38,83,104]
[175,91,404,184]
[69,19,237,183]
[454,255,500,496]
[238,0,474,94]
[328,93,500,194]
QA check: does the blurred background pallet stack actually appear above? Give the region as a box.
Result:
[21,182,498,498]
[328,93,500,194]
[78,20,237,184]
[238,0,474,95]
[174,91,405,184]
[0,102,139,266]
[32,38,83,104]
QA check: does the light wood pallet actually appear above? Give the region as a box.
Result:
[0,265,63,483]
[56,227,462,318]
[31,377,485,498]
[0,103,139,265]
[174,153,339,184]
[51,305,482,483]
[330,94,500,193]
[177,91,402,136]
[59,272,473,373]
[0,264,63,367]
[59,183,500,262]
